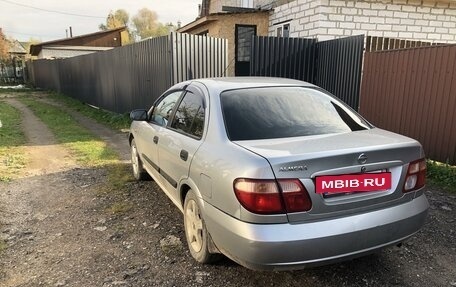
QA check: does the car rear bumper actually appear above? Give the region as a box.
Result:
[203,193,429,271]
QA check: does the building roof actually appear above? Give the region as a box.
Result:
[8,40,26,55]
[41,45,113,52]
[178,10,270,33]
[29,26,126,56]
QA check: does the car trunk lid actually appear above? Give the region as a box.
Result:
[234,128,424,222]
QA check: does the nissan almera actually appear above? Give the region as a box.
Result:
[129,77,428,270]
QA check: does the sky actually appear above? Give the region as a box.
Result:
[0,0,202,42]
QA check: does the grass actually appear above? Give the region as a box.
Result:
[19,96,135,193]
[106,202,132,214]
[0,101,26,181]
[19,98,119,167]
[427,160,456,193]
[0,88,31,94]
[107,163,135,190]
[47,92,131,132]
[0,239,6,252]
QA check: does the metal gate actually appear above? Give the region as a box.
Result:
[250,35,364,110]
[315,35,364,110]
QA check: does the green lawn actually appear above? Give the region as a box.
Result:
[47,92,131,132]
[0,101,26,181]
[20,98,119,166]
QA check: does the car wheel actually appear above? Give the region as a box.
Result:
[130,139,149,181]
[184,190,221,264]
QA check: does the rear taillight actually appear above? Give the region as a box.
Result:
[278,179,312,213]
[234,178,312,214]
[403,158,426,192]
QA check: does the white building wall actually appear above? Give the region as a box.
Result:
[39,48,111,59]
[269,0,456,42]
[210,0,280,12]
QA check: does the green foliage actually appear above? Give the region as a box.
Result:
[99,9,129,31]
[0,101,26,147]
[99,8,175,43]
[427,160,456,192]
[99,9,133,44]
[20,98,118,166]
[0,101,26,181]
[47,92,131,132]
[132,8,172,39]
[0,29,9,62]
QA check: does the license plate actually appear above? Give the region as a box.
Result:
[315,172,392,194]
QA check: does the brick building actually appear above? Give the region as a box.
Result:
[269,0,456,42]
[178,0,270,76]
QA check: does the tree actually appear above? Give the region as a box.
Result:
[99,9,129,31]
[99,9,132,44]
[0,29,9,62]
[24,38,41,59]
[132,8,171,40]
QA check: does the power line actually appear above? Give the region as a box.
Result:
[0,0,105,19]
[3,29,60,38]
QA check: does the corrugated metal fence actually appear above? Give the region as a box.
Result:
[360,44,456,164]
[28,33,228,113]
[365,36,441,52]
[315,35,364,110]
[250,35,364,110]
[250,36,317,83]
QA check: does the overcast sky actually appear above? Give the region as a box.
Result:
[0,0,201,42]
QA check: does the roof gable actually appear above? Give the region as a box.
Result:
[30,27,126,56]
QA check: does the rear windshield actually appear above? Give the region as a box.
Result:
[220,87,371,141]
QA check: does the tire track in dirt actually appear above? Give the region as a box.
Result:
[36,97,131,162]
[3,98,79,177]
[0,96,132,286]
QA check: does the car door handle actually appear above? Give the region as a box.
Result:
[180,149,188,161]
[153,136,159,144]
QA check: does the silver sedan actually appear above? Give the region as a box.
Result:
[129,77,428,270]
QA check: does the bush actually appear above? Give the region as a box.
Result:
[426,160,456,192]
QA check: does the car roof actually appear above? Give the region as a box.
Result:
[189,77,316,91]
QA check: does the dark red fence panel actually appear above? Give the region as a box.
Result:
[360,44,456,164]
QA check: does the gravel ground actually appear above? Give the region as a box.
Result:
[0,94,455,287]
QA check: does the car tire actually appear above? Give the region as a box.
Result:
[184,190,222,264]
[130,139,149,181]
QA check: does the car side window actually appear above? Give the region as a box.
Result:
[170,91,205,139]
[150,91,183,126]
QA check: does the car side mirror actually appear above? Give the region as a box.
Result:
[130,109,148,121]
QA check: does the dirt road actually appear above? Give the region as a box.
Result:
[0,94,455,287]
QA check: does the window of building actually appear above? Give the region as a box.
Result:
[274,20,291,37]
[283,23,290,37]
[197,30,209,36]
[241,0,254,8]
[277,23,290,37]
[236,25,256,62]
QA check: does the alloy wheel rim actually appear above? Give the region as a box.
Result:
[185,199,203,252]
[131,145,139,175]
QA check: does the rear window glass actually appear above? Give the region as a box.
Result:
[220,87,370,141]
